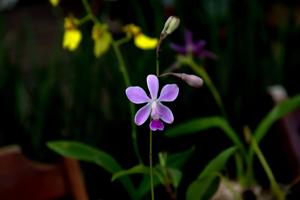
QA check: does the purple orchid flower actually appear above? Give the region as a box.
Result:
[125,74,179,131]
[170,30,216,59]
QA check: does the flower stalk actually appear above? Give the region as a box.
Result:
[80,0,142,163]
[177,55,226,116]
[150,129,155,200]
[244,127,285,200]
[112,41,142,163]
[156,16,180,76]
[81,0,98,24]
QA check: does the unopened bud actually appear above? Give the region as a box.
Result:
[161,16,180,36]
[181,73,203,88]
[267,85,287,103]
[157,16,180,54]
[162,72,203,88]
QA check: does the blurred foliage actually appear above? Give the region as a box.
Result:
[0,0,300,199]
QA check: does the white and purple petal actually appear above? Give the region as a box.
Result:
[126,86,150,104]
[147,75,159,99]
[157,103,174,124]
[150,102,160,120]
[158,84,179,102]
[134,103,151,126]
[150,119,164,131]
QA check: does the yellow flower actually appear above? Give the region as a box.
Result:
[134,34,158,50]
[123,24,157,50]
[63,17,82,51]
[49,0,59,7]
[92,23,112,58]
[123,24,141,37]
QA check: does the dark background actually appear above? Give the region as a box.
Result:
[0,0,300,199]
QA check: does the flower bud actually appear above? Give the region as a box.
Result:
[162,72,203,88]
[267,85,287,103]
[181,73,203,88]
[161,16,180,36]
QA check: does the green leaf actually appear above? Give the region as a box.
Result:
[112,164,149,181]
[254,94,300,144]
[47,141,136,199]
[187,176,220,200]
[167,146,195,168]
[136,175,161,199]
[154,165,183,189]
[168,168,182,188]
[136,147,194,199]
[165,117,243,150]
[198,146,236,179]
[186,146,237,200]
[48,141,119,172]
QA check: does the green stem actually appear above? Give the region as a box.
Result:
[245,152,255,186]
[112,41,142,164]
[178,56,252,185]
[177,56,226,117]
[156,55,159,76]
[81,0,99,24]
[234,152,245,185]
[249,133,285,199]
[149,129,155,200]
[80,0,142,164]
[115,36,131,46]
[253,143,285,199]
[78,15,91,26]
[156,36,164,76]
[111,42,130,86]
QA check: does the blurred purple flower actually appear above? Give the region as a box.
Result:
[170,30,216,59]
[126,75,179,131]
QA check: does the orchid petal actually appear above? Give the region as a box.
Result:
[63,29,82,51]
[170,43,187,54]
[150,120,164,131]
[158,103,174,124]
[92,23,112,58]
[134,103,151,125]
[158,84,179,102]
[147,75,159,99]
[193,40,206,53]
[126,86,150,104]
[134,34,157,49]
